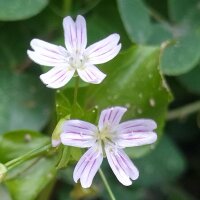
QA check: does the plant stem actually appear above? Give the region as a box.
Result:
[5,143,52,170]
[99,168,116,200]
[5,157,41,181]
[73,76,79,106]
[167,101,200,121]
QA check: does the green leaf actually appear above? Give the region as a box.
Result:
[160,33,200,75]
[147,24,173,45]
[86,45,172,157]
[5,157,57,200]
[0,70,54,133]
[0,130,57,200]
[0,0,49,21]
[55,90,71,121]
[0,130,49,163]
[0,185,12,200]
[134,136,186,186]
[177,64,200,94]
[168,0,199,22]
[87,0,131,49]
[168,186,197,200]
[117,0,152,43]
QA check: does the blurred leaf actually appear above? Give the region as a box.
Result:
[147,24,173,45]
[0,130,49,163]
[70,0,101,16]
[5,157,56,200]
[87,0,131,49]
[168,0,199,22]
[134,136,186,186]
[37,180,56,200]
[86,45,172,157]
[167,186,197,200]
[0,10,61,70]
[177,64,200,94]
[125,145,154,159]
[0,70,54,133]
[56,146,70,169]
[70,183,97,200]
[0,185,12,200]
[55,90,71,121]
[102,184,146,200]
[0,0,49,21]
[0,130,57,200]
[160,33,200,75]
[117,0,152,43]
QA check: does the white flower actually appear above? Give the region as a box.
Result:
[27,15,121,88]
[60,106,157,188]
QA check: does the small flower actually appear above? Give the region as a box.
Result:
[27,15,121,88]
[60,106,157,188]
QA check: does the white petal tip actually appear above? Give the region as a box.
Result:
[46,84,62,89]
[30,39,37,47]
[109,33,120,42]
[123,181,132,186]
[131,170,139,181]
[118,43,122,50]
[76,15,85,20]
[39,74,49,85]
[91,74,106,84]
[81,184,91,189]
[151,132,158,143]
[27,50,34,58]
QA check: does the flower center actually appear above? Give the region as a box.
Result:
[69,51,87,69]
[98,124,115,145]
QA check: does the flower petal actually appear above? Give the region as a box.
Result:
[85,33,121,64]
[116,119,157,147]
[75,15,87,53]
[60,120,98,148]
[27,39,68,67]
[63,15,87,53]
[105,145,138,186]
[77,64,106,84]
[73,145,103,188]
[98,107,127,131]
[40,66,75,89]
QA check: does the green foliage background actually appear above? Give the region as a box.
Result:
[0,0,200,199]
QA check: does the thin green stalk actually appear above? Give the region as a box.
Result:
[5,157,41,181]
[99,168,116,200]
[167,101,200,121]
[5,143,52,170]
[73,76,79,106]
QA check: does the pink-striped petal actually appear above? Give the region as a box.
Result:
[27,39,68,67]
[60,120,98,148]
[40,66,75,89]
[77,64,106,84]
[116,119,157,147]
[73,145,103,188]
[105,145,139,186]
[98,107,127,131]
[63,15,87,53]
[85,34,121,64]
[75,15,87,53]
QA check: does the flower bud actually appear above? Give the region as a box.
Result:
[52,117,69,147]
[0,163,7,182]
